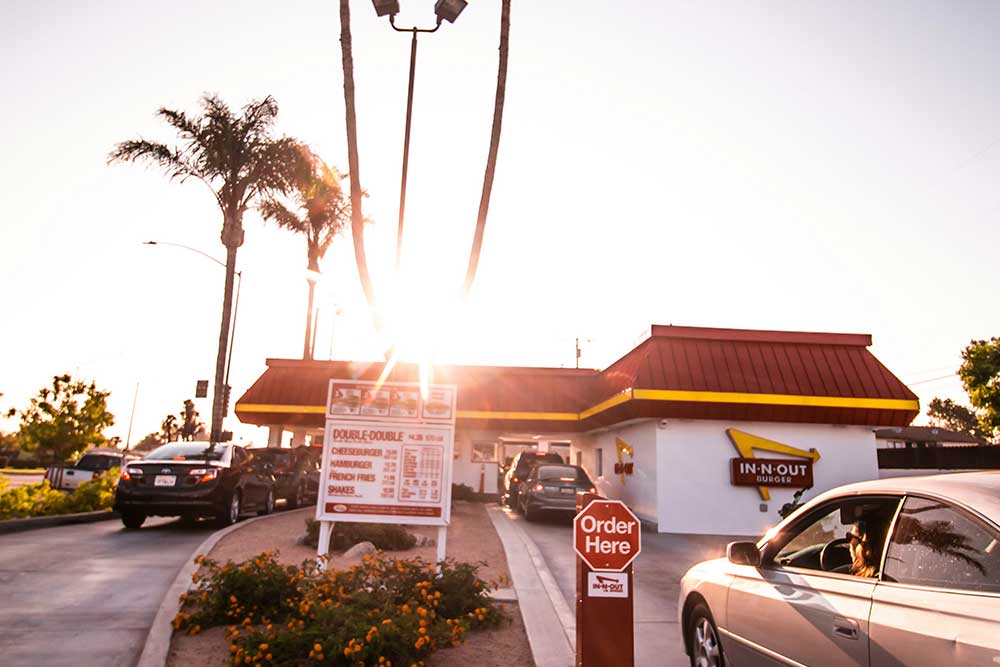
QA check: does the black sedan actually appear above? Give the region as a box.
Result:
[516,464,597,521]
[249,446,320,508]
[114,442,276,529]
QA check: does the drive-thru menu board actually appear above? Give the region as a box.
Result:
[318,380,457,526]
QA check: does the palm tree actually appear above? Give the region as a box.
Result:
[339,0,380,330]
[178,399,204,441]
[110,95,304,442]
[259,151,351,360]
[161,415,179,443]
[462,0,511,295]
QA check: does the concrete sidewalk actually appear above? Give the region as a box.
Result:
[488,505,736,667]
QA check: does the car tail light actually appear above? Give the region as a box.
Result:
[588,487,596,494]
[121,467,143,481]
[511,476,518,483]
[559,477,575,482]
[189,468,219,483]
[535,484,544,492]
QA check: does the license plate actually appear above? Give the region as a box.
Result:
[154,475,176,487]
[560,487,576,494]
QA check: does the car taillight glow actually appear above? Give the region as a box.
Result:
[188,468,219,482]
[535,484,544,492]
[511,476,519,483]
[559,477,575,482]
[589,487,597,493]
[121,467,143,481]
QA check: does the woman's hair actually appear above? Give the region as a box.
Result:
[849,528,876,578]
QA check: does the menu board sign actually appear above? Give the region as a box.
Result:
[318,380,456,526]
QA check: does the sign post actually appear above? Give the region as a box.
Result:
[574,494,641,667]
[316,380,457,568]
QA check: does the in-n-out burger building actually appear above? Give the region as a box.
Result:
[235,325,919,536]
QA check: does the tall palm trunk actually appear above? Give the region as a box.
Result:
[304,277,316,360]
[339,0,380,330]
[211,243,238,442]
[462,0,511,296]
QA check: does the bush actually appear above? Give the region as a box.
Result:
[0,468,118,520]
[174,551,502,667]
[304,518,418,552]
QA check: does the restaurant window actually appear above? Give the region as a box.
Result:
[595,448,603,478]
[471,442,497,463]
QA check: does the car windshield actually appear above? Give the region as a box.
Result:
[536,465,588,482]
[76,454,119,471]
[144,443,226,461]
[253,450,292,465]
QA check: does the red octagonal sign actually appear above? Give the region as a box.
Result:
[574,499,641,572]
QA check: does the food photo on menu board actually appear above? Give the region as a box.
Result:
[389,389,419,418]
[331,386,362,414]
[361,388,390,416]
[421,388,454,419]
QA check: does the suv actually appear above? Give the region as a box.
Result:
[250,447,320,508]
[502,450,565,507]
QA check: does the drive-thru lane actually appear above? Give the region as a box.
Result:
[508,508,737,667]
[0,516,215,667]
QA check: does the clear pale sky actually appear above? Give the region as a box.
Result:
[2,0,998,445]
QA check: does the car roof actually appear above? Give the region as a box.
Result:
[811,471,1000,523]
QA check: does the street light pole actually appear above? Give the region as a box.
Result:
[143,240,243,437]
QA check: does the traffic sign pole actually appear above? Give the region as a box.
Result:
[575,493,637,667]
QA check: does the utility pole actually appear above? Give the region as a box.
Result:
[125,383,139,451]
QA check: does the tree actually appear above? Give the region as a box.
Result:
[260,149,351,359]
[110,94,304,442]
[926,398,991,443]
[178,399,205,441]
[339,0,380,331]
[161,414,179,443]
[131,432,164,453]
[959,337,1000,441]
[462,0,511,296]
[6,375,115,464]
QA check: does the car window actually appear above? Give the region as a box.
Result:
[771,496,901,576]
[536,465,587,481]
[145,443,227,461]
[77,455,117,471]
[882,496,1000,594]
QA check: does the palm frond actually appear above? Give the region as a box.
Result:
[258,198,306,233]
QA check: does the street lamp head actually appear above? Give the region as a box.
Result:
[372,0,400,17]
[434,0,467,24]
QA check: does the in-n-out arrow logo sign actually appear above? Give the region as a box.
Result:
[587,571,628,598]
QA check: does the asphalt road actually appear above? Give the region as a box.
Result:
[2,472,45,489]
[0,516,216,667]
[509,507,736,667]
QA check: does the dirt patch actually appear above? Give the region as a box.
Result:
[167,501,530,666]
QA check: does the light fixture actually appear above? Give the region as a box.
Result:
[434,0,467,24]
[372,0,400,17]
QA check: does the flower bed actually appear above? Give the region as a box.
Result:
[174,551,503,667]
[0,469,118,520]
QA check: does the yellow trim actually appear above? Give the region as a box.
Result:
[237,403,326,414]
[579,389,633,420]
[632,389,919,412]
[237,390,918,422]
[726,429,821,501]
[456,410,578,421]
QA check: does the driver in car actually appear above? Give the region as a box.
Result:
[848,521,877,578]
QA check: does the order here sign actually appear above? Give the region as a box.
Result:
[573,499,641,572]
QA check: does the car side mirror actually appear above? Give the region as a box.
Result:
[727,541,762,567]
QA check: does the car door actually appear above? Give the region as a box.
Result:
[869,495,1000,667]
[726,495,901,667]
[233,447,261,507]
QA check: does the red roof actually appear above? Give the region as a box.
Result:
[236,325,919,431]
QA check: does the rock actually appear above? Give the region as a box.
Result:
[343,541,377,560]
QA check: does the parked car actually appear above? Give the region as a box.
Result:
[250,446,320,508]
[502,450,564,507]
[45,448,138,491]
[516,463,596,521]
[113,442,276,529]
[678,472,1000,667]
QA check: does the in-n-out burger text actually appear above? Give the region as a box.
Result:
[331,429,403,443]
[730,457,814,488]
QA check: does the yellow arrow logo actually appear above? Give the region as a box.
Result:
[726,429,820,501]
[615,437,634,483]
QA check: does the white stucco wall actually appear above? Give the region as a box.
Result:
[582,422,659,523]
[657,420,879,536]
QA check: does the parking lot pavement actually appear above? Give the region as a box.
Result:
[0,516,215,667]
[508,507,738,667]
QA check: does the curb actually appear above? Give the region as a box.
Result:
[135,508,313,667]
[0,510,119,535]
[486,505,575,667]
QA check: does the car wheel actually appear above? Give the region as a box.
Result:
[121,511,145,530]
[258,489,275,516]
[689,603,724,667]
[217,491,241,527]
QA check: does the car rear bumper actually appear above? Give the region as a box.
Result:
[114,486,226,517]
[524,494,578,512]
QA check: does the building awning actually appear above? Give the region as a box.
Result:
[236,325,919,432]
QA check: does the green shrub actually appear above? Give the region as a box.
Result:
[174,551,503,667]
[304,518,418,552]
[0,467,118,520]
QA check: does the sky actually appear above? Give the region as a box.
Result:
[2,0,999,446]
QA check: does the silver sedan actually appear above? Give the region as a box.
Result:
[678,472,1000,667]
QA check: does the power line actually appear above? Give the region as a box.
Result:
[907,373,959,387]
